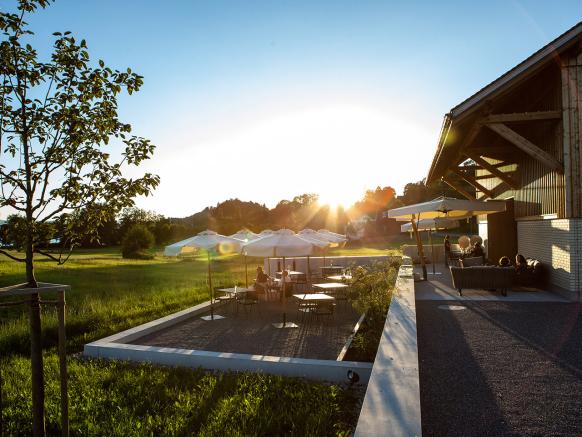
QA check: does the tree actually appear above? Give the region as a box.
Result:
[121,224,154,259]
[0,0,159,286]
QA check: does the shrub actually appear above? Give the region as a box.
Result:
[122,224,155,259]
[345,259,400,361]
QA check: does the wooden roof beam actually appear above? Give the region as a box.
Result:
[442,176,475,200]
[483,110,562,123]
[449,168,494,198]
[485,123,564,173]
[464,151,520,190]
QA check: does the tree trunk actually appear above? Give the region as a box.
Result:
[26,239,37,287]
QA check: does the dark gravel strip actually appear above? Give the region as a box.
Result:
[417,301,582,437]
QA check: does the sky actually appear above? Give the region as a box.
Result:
[2,0,582,217]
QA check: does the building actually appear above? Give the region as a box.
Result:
[427,22,582,297]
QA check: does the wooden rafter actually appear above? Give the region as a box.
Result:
[485,123,564,173]
[442,176,474,200]
[450,168,494,198]
[465,146,516,158]
[483,110,562,123]
[464,152,520,190]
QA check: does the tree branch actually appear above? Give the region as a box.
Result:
[0,249,26,262]
[33,248,60,263]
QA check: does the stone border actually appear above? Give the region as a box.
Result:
[83,299,372,384]
[355,257,422,436]
[336,311,367,361]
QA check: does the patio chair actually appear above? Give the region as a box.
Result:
[296,294,317,322]
[236,289,260,315]
[312,301,335,321]
[214,287,236,312]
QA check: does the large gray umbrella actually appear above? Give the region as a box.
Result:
[389,196,506,280]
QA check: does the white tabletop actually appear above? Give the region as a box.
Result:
[313,282,350,290]
[276,271,305,276]
[293,293,335,301]
[217,287,248,294]
[327,275,352,281]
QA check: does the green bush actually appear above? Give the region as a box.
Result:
[121,224,155,259]
[345,259,400,361]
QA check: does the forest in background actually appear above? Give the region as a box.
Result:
[0,178,473,250]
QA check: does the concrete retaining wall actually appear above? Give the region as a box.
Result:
[355,257,422,436]
[83,299,372,384]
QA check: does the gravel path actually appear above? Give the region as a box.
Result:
[417,301,582,436]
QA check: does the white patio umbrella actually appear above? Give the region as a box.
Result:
[317,229,348,243]
[400,217,460,232]
[242,229,316,328]
[298,229,334,282]
[229,229,261,287]
[401,218,460,275]
[230,229,261,242]
[315,229,347,267]
[164,230,244,320]
[388,196,506,280]
[257,229,275,274]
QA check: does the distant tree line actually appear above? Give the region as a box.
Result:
[0,178,474,252]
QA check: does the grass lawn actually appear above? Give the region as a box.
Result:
[0,245,395,435]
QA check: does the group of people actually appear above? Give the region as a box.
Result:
[253,266,291,293]
[498,254,528,272]
[444,235,528,271]
[443,235,485,265]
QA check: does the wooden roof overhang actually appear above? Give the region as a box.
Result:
[427,22,582,193]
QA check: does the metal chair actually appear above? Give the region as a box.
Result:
[236,289,260,315]
[214,287,236,313]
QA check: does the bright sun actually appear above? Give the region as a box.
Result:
[139,104,435,217]
[318,192,346,209]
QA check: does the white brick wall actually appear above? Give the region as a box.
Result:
[517,219,582,294]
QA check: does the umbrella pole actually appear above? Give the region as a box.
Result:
[208,251,214,319]
[281,256,286,327]
[307,255,311,285]
[411,215,427,281]
[245,254,248,287]
[430,229,436,275]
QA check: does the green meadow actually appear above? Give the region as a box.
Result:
[0,245,397,435]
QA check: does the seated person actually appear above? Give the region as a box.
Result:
[254,266,270,291]
[498,256,511,267]
[515,254,528,273]
[471,241,485,259]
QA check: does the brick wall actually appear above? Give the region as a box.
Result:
[517,219,582,294]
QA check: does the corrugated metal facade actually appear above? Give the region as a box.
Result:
[476,65,566,218]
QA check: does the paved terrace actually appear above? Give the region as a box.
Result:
[416,265,582,436]
[129,299,360,360]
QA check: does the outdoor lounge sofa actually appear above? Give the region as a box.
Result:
[516,258,545,286]
[450,266,515,296]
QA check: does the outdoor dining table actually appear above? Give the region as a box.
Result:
[216,287,249,314]
[312,282,349,305]
[217,286,249,297]
[293,293,335,303]
[312,282,349,293]
[275,271,306,281]
[327,274,352,282]
[321,266,344,277]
